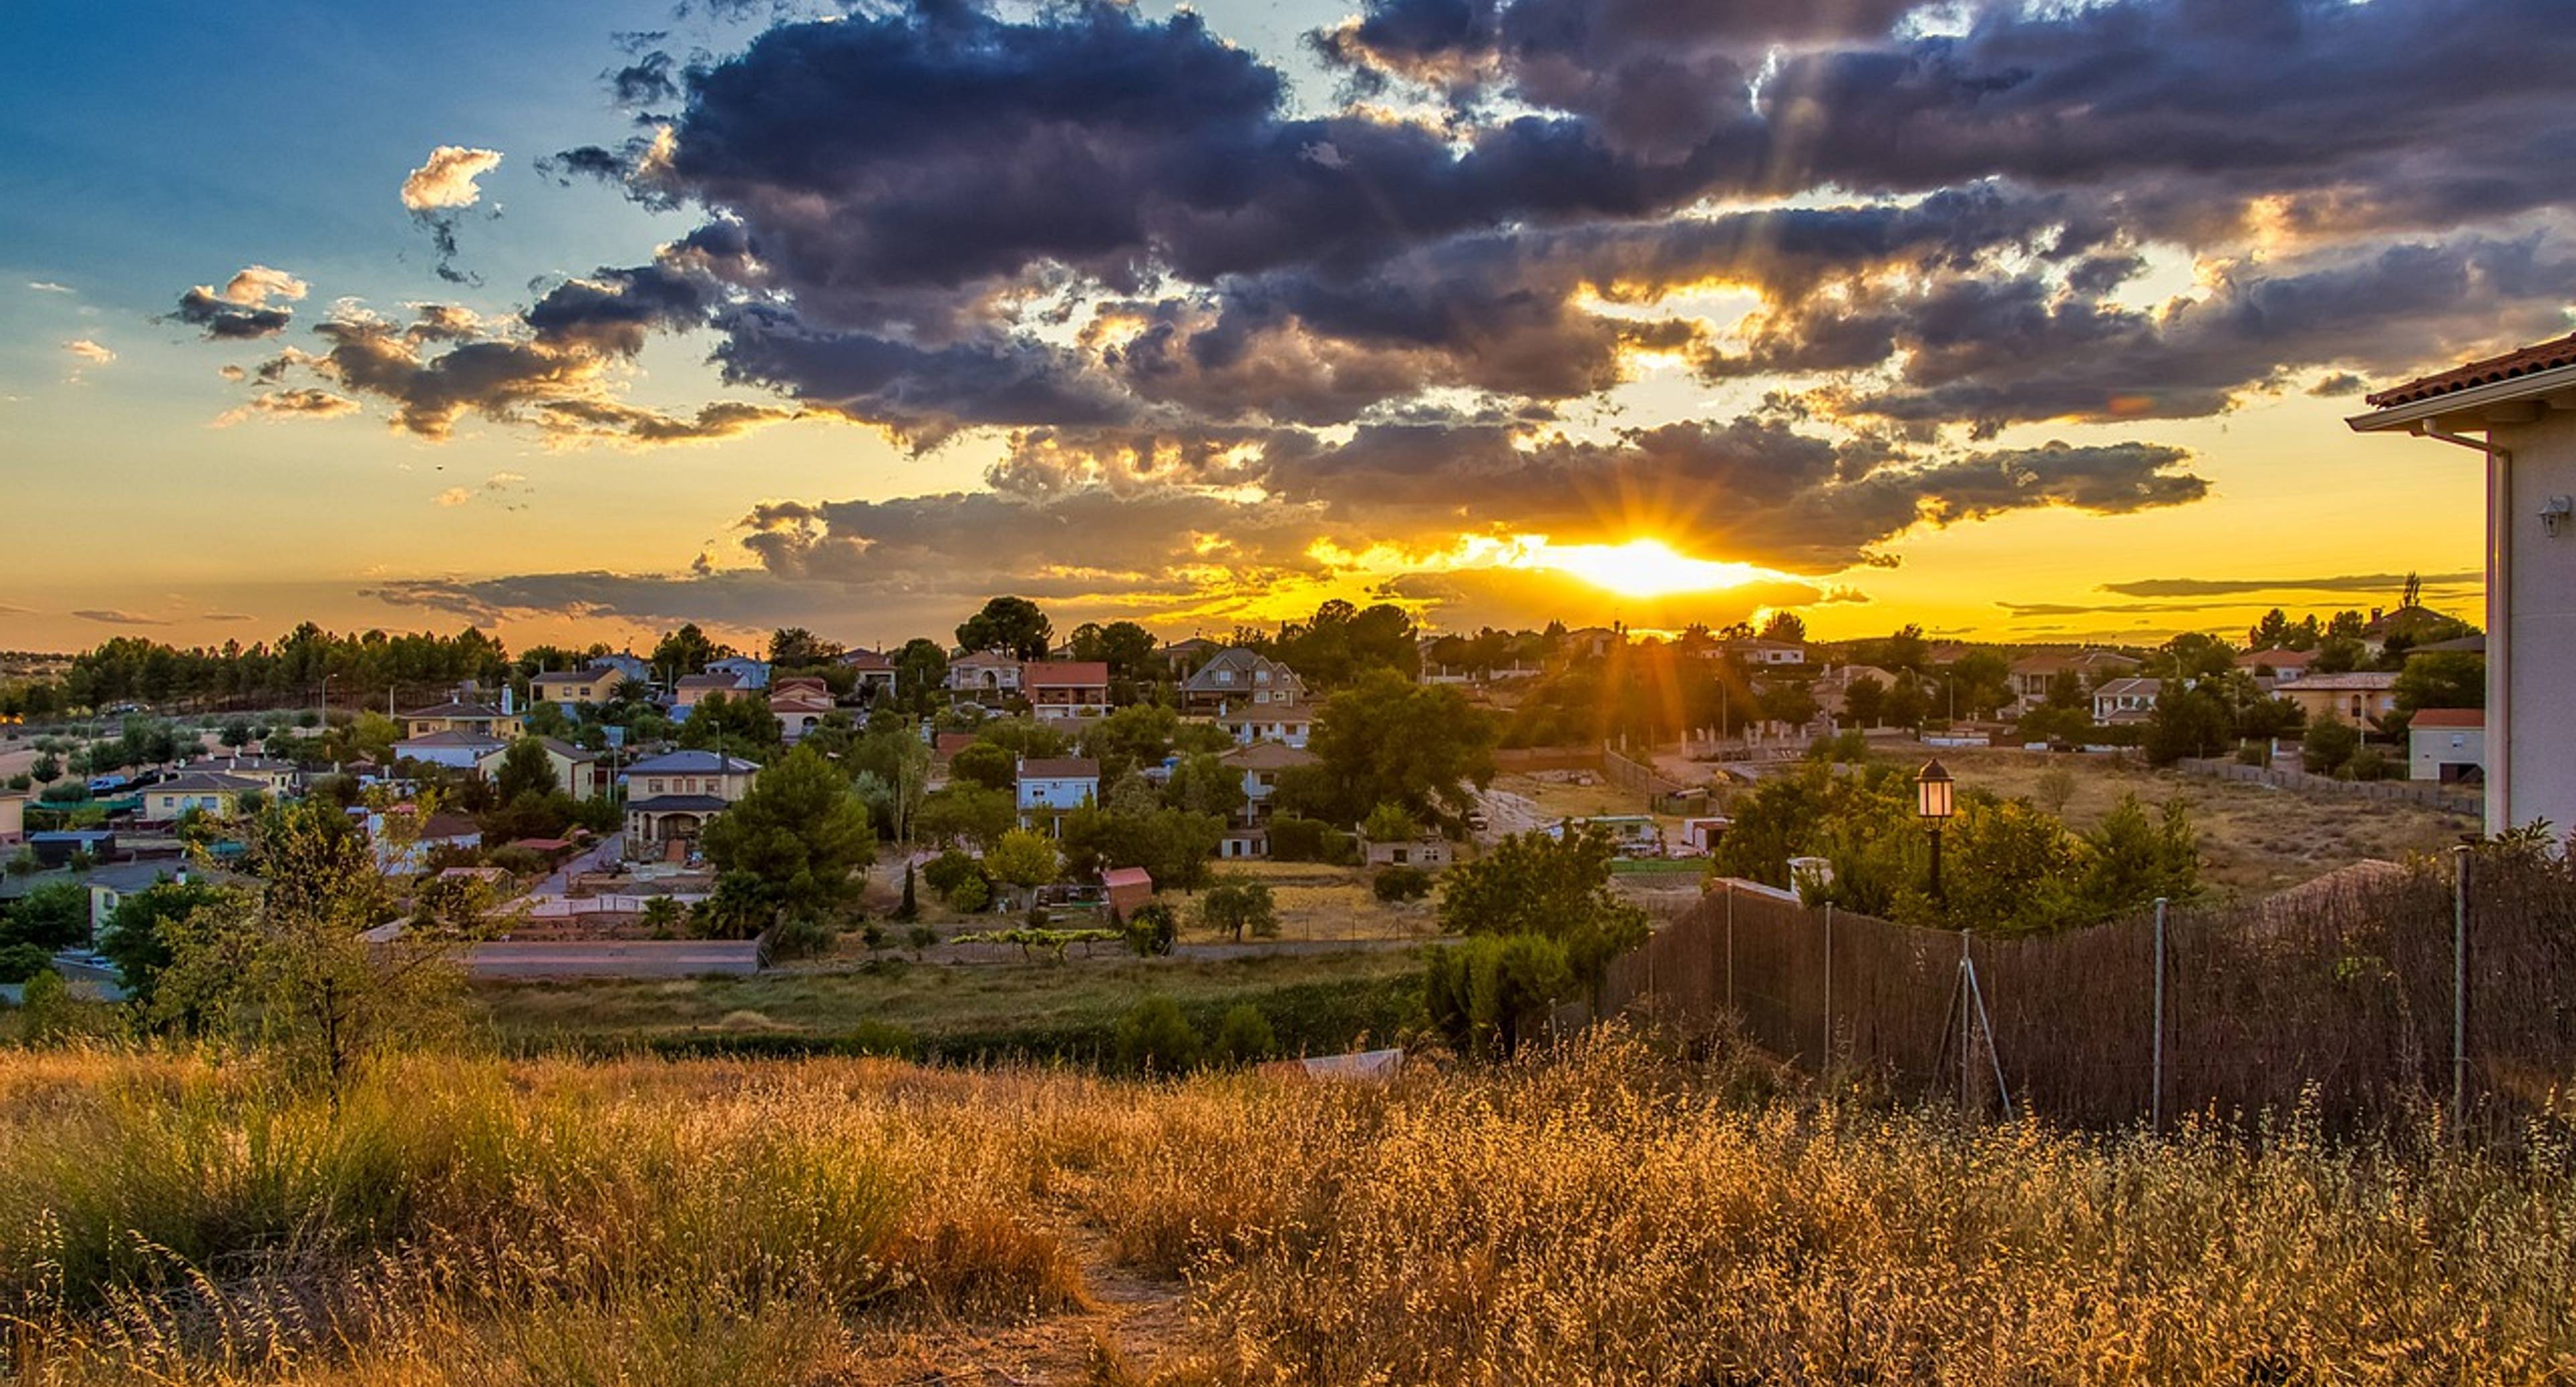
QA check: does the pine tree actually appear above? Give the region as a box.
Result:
[894,861,920,922]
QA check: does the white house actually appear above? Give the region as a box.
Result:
[2407,709,2485,785]
[945,651,1024,701]
[1217,741,1316,824]
[704,656,771,690]
[2349,329,2576,832]
[392,728,510,771]
[2090,676,2164,724]
[1015,757,1099,830]
[1222,705,1314,748]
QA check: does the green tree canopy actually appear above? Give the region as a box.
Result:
[699,746,877,922]
[1305,671,1497,828]
[956,596,1055,661]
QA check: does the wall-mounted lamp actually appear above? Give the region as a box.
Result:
[2544,495,2573,539]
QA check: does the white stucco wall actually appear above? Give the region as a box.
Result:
[2488,409,2576,834]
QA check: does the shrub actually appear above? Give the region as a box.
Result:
[1373,865,1434,903]
[1114,995,1201,1074]
[922,849,987,902]
[1123,901,1179,957]
[1201,874,1279,941]
[1269,815,1356,865]
[1212,1003,1276,1065]
[905,923,939,956]
[0,944,53,985]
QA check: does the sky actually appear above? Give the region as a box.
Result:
[1,0,2563,656]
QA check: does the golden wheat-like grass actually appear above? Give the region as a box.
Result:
[1,1038,2569,1384]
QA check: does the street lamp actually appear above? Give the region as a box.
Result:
[1916,759,1954,903]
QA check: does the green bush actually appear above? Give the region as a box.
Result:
[1115,995,1203,1074]
[1213,1003,1277,1065]
[1372,865,1434,902]
[0,944,54,985]
[1123,901,1178,956]
[1269,815,1356,865]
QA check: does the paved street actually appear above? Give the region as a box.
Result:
[466,940,759,978]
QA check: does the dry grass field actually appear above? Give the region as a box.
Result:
[1817,747,2477,895]
[3,1038,2571,1384]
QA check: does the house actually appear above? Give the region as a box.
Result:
[400,686,523,740]
[1360,832,1454,869]
[2090,677,2165,724]
[1180,648,1306,716]
[1812,664,1898,720]
[945,651,1024,700]
[200,755,299,796]
[473,737,604,801]
[2008,650,2141,708]
[1023,661,1112,722]
[140,770,267,821]
[1715,637,1808,667]
[2348,330,2576,831]
[2408,709,2485,784]
[1218,741,1316,824]
[704,656,771,691]
[392,728,511,771]
[1562,626,1621,659]
[836,648,898,698]
[1015,757,1099,830]
[2279,671,2400,728]
[89,862,237,940]
[671,672,742,720]
[1222,704,1315,748]
[621,749,761,858]
[1102,865,1154,917]
[532,665,637,710]
[0,791,21,846]
[2235,648,2319,682]
[770,676,838,744]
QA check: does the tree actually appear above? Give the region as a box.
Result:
[949,741,1018,793]
[1438,825,1648,985]
[492,737,561,803]
[29,754,58,785]
[651,623,724,677]
[957,596,1055,661]
[100,877,223,1006]
[1059,803,1224,891]
[678,691,782,761]
[893,861,920,922]
[2142,685,2233,766]
[2302,713,2363,777]
[220,719,252,753]
[1199,873,1279,942]
[1081,703,1181,783]
[915,784,1018,850]
[1842,675,1886,727]
[699,746,877,922]
[1304,671,1497,827]
[1122,901,1178,956]
[154,800,470,1097]
[1164,751,1248,820]
[986,828,1061,905]
[1758,610,1807,643]
[5,881,91,951]
[1069,620,1160,680]
[768,626,844,669]
[1359,802,1418,845]
[1425,933,1572,1058]
[2394,651,2484,715]
[894,638,949,707]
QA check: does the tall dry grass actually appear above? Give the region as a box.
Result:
[2,1037,2571,1383]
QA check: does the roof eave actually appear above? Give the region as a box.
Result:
[2347,360,2576,434]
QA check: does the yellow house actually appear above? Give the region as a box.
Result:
[532,666,634,710]
[142,770,266,822]
[621,749,759,857]
[400,693,525,740]
[198,755,298,796]
[2279,671,2400,727]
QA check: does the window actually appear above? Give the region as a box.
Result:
[649,779,665,794]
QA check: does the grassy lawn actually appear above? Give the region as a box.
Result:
[474,946,1424,1059]
[1191,859,1442,941]
[1862,746,2476,895]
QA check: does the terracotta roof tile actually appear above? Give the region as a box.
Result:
[2366,332,2576,408]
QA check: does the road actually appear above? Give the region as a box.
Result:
[466,940,759,978]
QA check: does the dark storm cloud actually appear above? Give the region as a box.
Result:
[710,304,1138,443]
[1820,235,2576,435]
[168,286,294,340]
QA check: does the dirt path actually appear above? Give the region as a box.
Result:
[853,1229,1195,1386]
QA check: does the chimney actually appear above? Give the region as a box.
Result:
[502,683,516,716]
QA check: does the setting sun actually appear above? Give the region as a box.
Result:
[1514,537,1792,598]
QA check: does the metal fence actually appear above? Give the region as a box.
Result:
[2176,756,2479,812]
[1576,852,2576,1129]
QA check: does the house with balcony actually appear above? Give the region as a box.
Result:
[400,685,523,740]
[2008,649,2141,710]
[621,749,760,858]
[1222,704,1315,748]
[945,651,1024,702]
[836,647,898,698]
[2279,670,2400,728]
[1218,740,1314,827]
[1024,661,1112,722]
[2090,677,2165,725]
[1179,647,1305,716]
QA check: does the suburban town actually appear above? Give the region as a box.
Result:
[5,0,2575,1380]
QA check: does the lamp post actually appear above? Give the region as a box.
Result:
[320,673,337,729]
[1916,759,1955,904]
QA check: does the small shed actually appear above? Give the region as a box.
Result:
[1102,865,1155,917]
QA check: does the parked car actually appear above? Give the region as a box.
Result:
[85,774,129,793]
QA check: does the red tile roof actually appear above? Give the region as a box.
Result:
[1023,660,1110,687]
[2408,708,2484,730]
[2366,332,2576,408]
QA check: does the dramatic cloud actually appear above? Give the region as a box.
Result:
[61,339,115,365]
[400,146,504,211]
[165,264,310,340]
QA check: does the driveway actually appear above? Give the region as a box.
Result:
[530,834,622,899]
